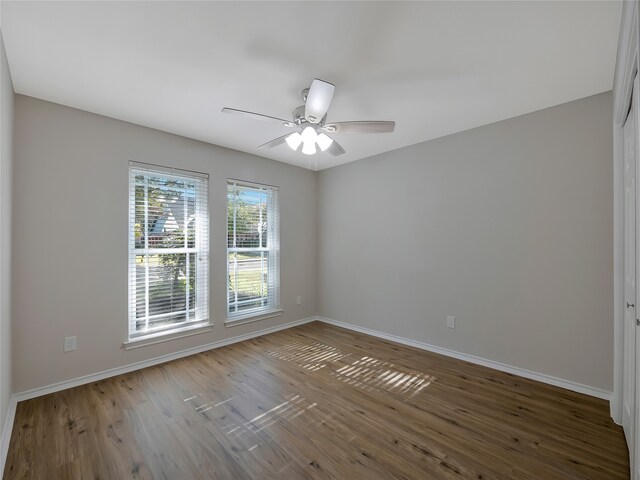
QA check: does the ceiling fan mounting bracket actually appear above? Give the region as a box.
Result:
[292,105,306,124]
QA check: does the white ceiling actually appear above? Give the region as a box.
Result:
[0,1,622,170]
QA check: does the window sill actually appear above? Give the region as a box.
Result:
[124,322,212,350]
[225,308,283,328]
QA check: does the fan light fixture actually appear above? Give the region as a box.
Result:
[301,141,317,155]
[316,133,333,152]
[222,77,395,158]
[285,132,302,150]
[301,126,317,144]
[287,127,333,155]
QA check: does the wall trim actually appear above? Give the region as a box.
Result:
[0,315,314,470]
[0,314,613,471]
[318,316,612,401]
[12,316,317,403]
[612,0,639,425]
[0,396,16,475]
[0,315,318,470]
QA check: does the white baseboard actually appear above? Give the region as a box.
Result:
[0,314,612,472]
[611,391,622,425]
[0,315,318,471]
[13,316,318,403]
[0,396,16,475]
[318,316,612,401]
[0,317,318,475]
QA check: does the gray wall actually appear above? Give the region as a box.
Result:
[12,90,614,394]
[318,92,613,391]
[12,95,317,393]
[0,33,13,431]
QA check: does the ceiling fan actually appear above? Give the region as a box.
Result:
[222,78,395,156]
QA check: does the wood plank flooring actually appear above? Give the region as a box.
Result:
[4,322,628,479]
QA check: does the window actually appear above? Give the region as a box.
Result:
[128,162,209,341]
[227,179,280,321]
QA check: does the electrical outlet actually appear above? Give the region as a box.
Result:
[446,316,455,329]
[296,296,302,305]
[64,336,77,352]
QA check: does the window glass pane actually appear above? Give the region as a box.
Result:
[143,185,194,249]
[134,253,195,332]
[187,253,196,319]
[129,165,208,339]
[226,180,278,319]
[148,253,188,316]
[134,184,146,248]
[227,187,268,249]
[134,254,147,323]
[186,214,196,249]
[228,251,268,313]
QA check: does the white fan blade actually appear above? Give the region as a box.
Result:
[257,134,292,149]
[305,79,335,124]
[322,121,395,134]
[326,138,346,156]
[222,108,295,127]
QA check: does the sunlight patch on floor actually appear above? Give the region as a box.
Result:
[332,356,434,398]
[213,393,321,440]
[268,341,350,371]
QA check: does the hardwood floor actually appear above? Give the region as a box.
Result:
[4,322,628,479]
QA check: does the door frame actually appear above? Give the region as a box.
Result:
[614,0,640,425]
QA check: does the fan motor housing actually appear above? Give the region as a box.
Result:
[292,105,326,127]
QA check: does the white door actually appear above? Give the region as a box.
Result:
[624,75,638,472]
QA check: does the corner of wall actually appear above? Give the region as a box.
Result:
[0,28,15,461]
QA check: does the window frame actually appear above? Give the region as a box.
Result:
[126,161,210,345]
[226,179,281,325]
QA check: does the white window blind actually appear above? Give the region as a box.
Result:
[128,162,209,340]
[227,179,280,319]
